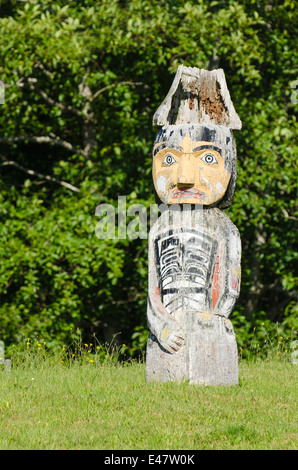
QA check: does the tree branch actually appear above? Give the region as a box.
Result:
[17,77,82,118]
[0,156,80,193]
[11,71,146,159]
[281,207,298,221]
[33,62,54,78]
[90,81,144,102]
[0,134,87,157]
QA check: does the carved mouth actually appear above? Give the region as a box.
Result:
[171,187,204,199]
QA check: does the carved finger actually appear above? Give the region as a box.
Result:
[173,335,184,345]
[168,337,183,351]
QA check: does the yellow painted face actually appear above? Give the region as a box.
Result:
[153,133,231,205]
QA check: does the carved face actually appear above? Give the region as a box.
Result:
[153,125,233,206]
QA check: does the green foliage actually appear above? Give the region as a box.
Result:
[0,0,297,354]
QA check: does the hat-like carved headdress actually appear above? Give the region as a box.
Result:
[153,66,242,130]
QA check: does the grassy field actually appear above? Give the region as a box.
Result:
[0,345,297,450]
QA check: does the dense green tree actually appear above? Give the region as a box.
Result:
[0,0,297,354]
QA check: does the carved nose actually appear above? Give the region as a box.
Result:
[177,157,195,186]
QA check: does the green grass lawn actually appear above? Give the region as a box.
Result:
[0,351,297,450]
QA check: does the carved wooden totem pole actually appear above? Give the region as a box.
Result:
[146,66,242,385]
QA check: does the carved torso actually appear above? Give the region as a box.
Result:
[146,206,241,384]
[149,207,241,319]
[155,228,217,314]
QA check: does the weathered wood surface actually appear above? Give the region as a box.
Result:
[146,207,241,385]
[146,67,242,385]
[153,66,242,130]
[0,341,11,371]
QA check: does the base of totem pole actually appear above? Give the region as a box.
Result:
[146,313,239,386]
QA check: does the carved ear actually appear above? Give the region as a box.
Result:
[153,66,242,130]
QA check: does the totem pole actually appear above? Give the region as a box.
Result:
[146,66,242,385]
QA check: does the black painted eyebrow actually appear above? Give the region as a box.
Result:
[153,143,183,156]
[154,143,224,157]
[192,145,223,155]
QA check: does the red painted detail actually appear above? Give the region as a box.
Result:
[231,277,238,290]
[155,286,160,296]
[171,187,203,199]
[211,255,220,310]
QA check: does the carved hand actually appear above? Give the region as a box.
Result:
[159,321,185,354]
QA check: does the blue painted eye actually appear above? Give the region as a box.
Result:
[163,154,176,166]
[201,153,218,165]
